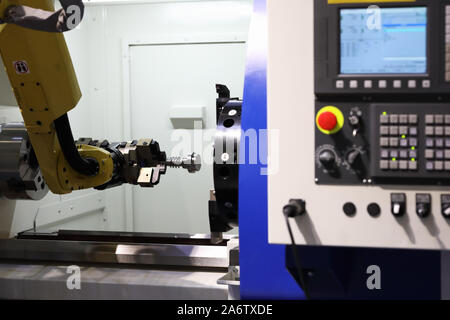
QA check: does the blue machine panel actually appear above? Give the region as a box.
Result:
[239,0,305,300]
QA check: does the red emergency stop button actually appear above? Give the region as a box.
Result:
[318,112,337,131]
[316,106,344,135]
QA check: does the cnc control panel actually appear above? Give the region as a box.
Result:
[316,103,450,186]
[268,0,450,250]
[314,0,450,187]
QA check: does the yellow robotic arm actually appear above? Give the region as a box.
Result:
[0,0,200,197]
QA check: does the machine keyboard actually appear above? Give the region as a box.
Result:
[424,114,450,171]
[379,113,419,172]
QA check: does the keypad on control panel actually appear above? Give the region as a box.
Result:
[379,113,418,171]
[424,114,450,171]
[336,79,431,89]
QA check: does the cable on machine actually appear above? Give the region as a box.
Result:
[283,199,310,300]
[54,113,99,176]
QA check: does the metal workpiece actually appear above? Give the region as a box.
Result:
[0,123,49,200]
[165,153,202,173]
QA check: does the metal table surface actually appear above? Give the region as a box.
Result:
[0,231,232,299]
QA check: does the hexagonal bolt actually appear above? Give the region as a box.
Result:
[165,153,201,173]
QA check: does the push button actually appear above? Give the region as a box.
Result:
[445,127,450,136]
[380,126,389,135]
[409,138,417,147]
[389,138,399,147]
[389,114,399,124]
[409,161,418,171]
[422,80,431,88]
[425,115,434,124]
[389,126,398,135]
[378,80,387,88]
[318,112,337,131]
[399,160,408,170]
[380,114,389,124]
[389,160,398,170]
[349,80,358,89]
[408,114,418,124]
[400,139,408,147]
[316,106,344,135]
[380,138,389,147]
[399,126,408,135]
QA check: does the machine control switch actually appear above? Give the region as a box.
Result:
[391,193,406,217]
[441,194,450,219]
[348,108,362,137]
[416,194,431,218]
[346,149,361,166]
[319,149,336,167]
[316,106,344,135]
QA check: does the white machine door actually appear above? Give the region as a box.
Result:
[126,39,246,233]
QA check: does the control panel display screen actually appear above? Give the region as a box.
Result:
[340,7,427,74]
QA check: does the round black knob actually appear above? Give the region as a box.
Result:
[319,149,335,167]
[343,202,356,217]
[367,203,381,217]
